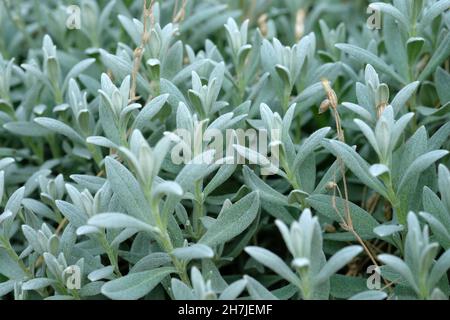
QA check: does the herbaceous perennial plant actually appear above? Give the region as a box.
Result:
[0,0,450,300]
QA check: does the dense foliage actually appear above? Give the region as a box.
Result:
[1,0,450,300]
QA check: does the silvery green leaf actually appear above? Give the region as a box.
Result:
[22,199,54,220]
[105,157,151,223]
[3,121,51,137]
[21,63,52,89]
[428,123,450,151]
[342,103,372,122]
[0,249,26,279]
[43,253,64,280]
[208,61,225,99]
[245,246,300,286]
[406,37,425,64]
[171,278,195,300]
[120,103,141,121]
[321,139,388,198]
[419,211,450,249]
[275,64,291,88]
[207,112,233,131]
[391,113,414,149]
[55,200,88,228]
[349,290,387,300]
[307,194,380,239]
[88,266,115,282]
[133,94,169,130]
[70,175,106,193]
[335,44,405,84]
[384,17,408,81]
[397,150,449,198]
[200,216,216,230]
[369,3,409,31]
[34,118,85,145]
[287,189,309,205]
[0,210,12,224]
[419,34,450,82]
[172,59,209,86]
[244,275,278,300]
[21,225,45,254]
[354,119,380,156]
[292,258,310,269]
[110,228,138,248]
[175,101,194,133]
[0,158,14,171]
[0,280,15,297]
[242,166,289,206]
[330,275,370,299]
[374,224,404,238]
[99,50,149,94]
[369,164,389,177]
[417,103,450,117]
[88,213,159,234]
[200,192,260,247]
[23,170,51,198]
[377,254,419,292]
[419,0,450,32]
[219,279,247,300]
[292,127,331,171]
[429,250,450,289]
[0,179,5,204]
[101,267,175,300]
[315,246,362,284]
[172,244,214,260]
[117,15,141,46]
[86,136,118,149]
[233,144,271,166]
[174,150,217,191]
[5,186,25,216]
[435,67,450,103]
[182,4,227,30]
[152,181,183,200]
[391,81,420,116]
[44,295,75,300]
[282,103,296,132]
[292,82,324,107]
[203,164,237,197]
[430,288,448,300]
[438,164,450,211]
[162,41,183,79]
[160,78,188,108]
[62,59,96,92]
[79,282,104,297]
[131,253,172,273]
[364,64,380,89]
[22,278,57,291]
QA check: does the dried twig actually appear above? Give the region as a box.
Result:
[130,0,155,102]
[172,0,187,23]
[320,79,390,289]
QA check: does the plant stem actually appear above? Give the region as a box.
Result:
[150,199,191,286]
[192,180,205,238]
[98,234,122,276]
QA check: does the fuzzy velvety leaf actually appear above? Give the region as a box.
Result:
[200,192,260,247]
[101,267,176,300]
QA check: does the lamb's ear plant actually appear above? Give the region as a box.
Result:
[420,165,450,249]
[1,0,450,301]
[245,209,362,300]
[324,65,449,226]
[378,212,450,300]
[337,0,450,87]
